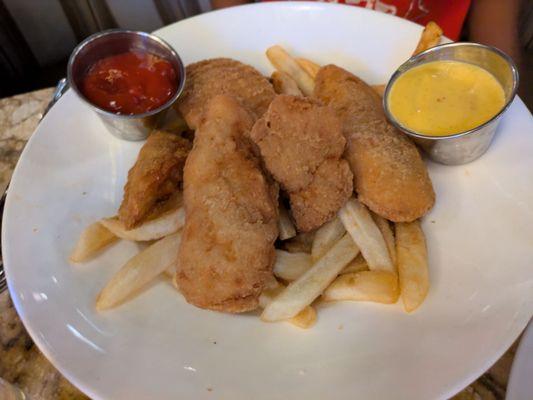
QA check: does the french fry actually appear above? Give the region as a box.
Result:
[273,250,313,281]
[271,71,303,96]
[282,231,315,254]
[338,198,394,273]
[70,222,118,263]
[311,217,346,261]
[259,285,317,329]
[395,220,429,312]
[164,264,175,278]
[261,234,359,321]
[323,270,399,304]
[341,254,369,274]
[371,84,386,97]
[266,45,315,96]
[259,285,284,309]
[278,204,297,240]
[163,265,180,290]
[100,207,185,241]
[372,213,397,268]
[295,58,320,79]
[289,305,317,329]
[413,21,443,55]
[96,231,182,310]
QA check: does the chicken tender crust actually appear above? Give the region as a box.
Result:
[177,95,278,313]
[118,131,191,229]
[176,58,275,129]
[251,95,353,231]
[314,65,435,222]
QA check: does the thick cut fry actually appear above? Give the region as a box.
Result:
[100,207,184,241]
[289,305,317,329]
[296,58,320,79]
[396,220,429,312]
[271,71,303,96]
[164,265,180,290]
[164,264,176,278]
[278,204,297,240]
[372,213,397,268]
[413,21,443,55]
[259,286,317,329]
[274,250,312,281]
[341,254,369,274]
[262,234,359,321]
[266,45,315,96]
[311,217,346,261]
[323,270,399,304]
[96,231,182,310]
[70,222,118,263]
[371,84,386,97]
[339,198,394,273]
[282,231,315,254]
[258,286,283,309]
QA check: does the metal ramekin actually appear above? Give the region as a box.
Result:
[67,29,185,141]
[384,42,519,165]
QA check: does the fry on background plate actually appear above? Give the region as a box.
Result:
[395,220,429,312]
[262,234,359,322]
[96,231,182,310]
[70,222,118,263]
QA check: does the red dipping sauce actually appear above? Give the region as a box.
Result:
[81,51,177,115]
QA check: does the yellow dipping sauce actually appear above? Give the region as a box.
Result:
[388,60,506,136]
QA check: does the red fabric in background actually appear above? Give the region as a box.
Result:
[262,0,471,40]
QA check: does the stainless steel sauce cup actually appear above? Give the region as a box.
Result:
[384,42,519,165]
[68,29,185,141]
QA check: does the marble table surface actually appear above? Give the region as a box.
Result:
[0,88,521,399]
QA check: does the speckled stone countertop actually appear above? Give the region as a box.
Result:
[0,88,521,400]
[0,88,88,400]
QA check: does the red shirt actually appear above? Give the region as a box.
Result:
[263,0,471,40]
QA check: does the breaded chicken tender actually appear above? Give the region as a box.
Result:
[118,131,191,229]
[176,58,275,129]
[314,65,435,222]
[250,95,353,232]
[176,95,278,313]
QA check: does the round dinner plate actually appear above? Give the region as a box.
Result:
[3,3,533,400]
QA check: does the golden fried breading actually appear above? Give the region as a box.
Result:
[250,95,353,231]
[118,131,191,229]
[177,95,278,313]
[176,58,275,129]
[290,158,353,232]
[314,65,435,222]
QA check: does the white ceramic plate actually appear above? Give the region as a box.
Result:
[506,320,533,400]
[3,3,533,400]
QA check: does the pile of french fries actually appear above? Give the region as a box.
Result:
[71,22,441,329]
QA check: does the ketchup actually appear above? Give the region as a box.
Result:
[81,51,177,115]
